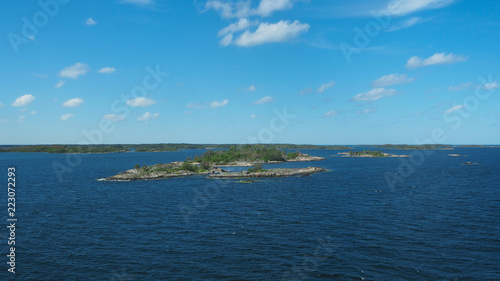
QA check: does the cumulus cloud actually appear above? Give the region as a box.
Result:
[59,63,90,79]
[103,114,126,122]
[12,94,35,107]
[444,105,464,114]
[206,0,295,19]
[448,82,472,91]
[372,73,414,87]
[357,108,377,114]
[218,18,255,46]
[322,110,338,118]
[351,88,397,102]
[253,96,274,105]
[209,99,229,108]
[86,17,96,26]
[242,85,256,92]
[406,52,467,69]
[0,102,4,109]
[187,99,229,109]
[299,87,313,96]
[137,112,159,122]
[60,113,74,121]
[317,81,335,93]
[250,114,257,119]
[55,80,65,89]
[62,98,84,108]
[0,118,7,123]
[98,67,116,74]
[484,82,499,90]
[126,97,156,107]
[235,20,309,47]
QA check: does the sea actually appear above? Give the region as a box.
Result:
[0,148,499,280]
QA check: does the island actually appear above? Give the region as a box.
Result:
[335,150,410,158]
[101,145,327,181]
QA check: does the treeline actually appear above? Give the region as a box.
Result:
[191,145,294,165]
[371,144,453,150]
[1,143,351,153]
[0,145,128,153]
[349,150,387,157]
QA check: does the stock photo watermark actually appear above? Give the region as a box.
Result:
[340,0,402,63]
[7,0,70,54]
[385,74,497,189]
[51,64,169,182]
[282,236,338,280]
[179,106,296,224]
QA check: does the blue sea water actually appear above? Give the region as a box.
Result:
[0,148,499,280]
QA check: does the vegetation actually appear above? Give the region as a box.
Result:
[370,144,453,150]
[348,150,388,157]
[247,163,265,173]
[0,143,352,153]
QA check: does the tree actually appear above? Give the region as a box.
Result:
[134,164,140,169]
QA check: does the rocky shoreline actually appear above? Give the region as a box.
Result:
[100,154,327,181]
[208,167,327,179]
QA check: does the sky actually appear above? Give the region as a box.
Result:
[1,0,499,145]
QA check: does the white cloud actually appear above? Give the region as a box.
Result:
[444,105,464,114]
[19,115,25,122]
[357,108,377,114]
[351,88,397,102]
[0,102,4,109]
[59,63,90,79]
[448,82,472,91]
[253,96,274,105]
[62,98,84,108]
[372,73,414,87]
[86,17,96,26]
[126,97,156,107]
[235,20,309,47]
[12,94,35,107]
[187,99,229,109]
[406,52,467,69]
[218,18,255,46]
[383,0,455,17]
[60,113,74,121]
[317,81,335,93]
[250,114,257,119]
[206,0,294,19]
[256,0,294,17]
[0,118,7,124]
[103,114,126,122]
[322,110,338,118]
[299,87,313,96]
[30,111,37,115]
[98,67,116,74]
[387,17,424,32]
[243,85,256,92]
[55,80,65,89]
[137,112,159,122]
[209,99,229,108]
[484,82,499,90]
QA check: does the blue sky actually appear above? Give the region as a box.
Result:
[1,0,499,145]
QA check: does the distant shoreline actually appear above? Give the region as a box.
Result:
[1,144,499,154]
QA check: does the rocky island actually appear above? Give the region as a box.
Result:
[335,150,410,158]
[101,145,327,181]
